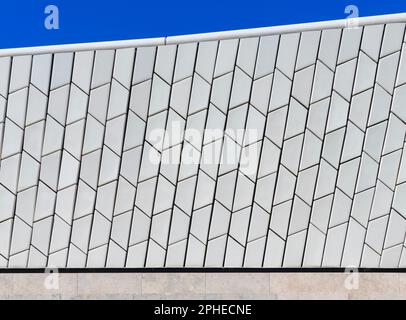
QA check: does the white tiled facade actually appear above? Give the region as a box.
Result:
[1,21,406,269]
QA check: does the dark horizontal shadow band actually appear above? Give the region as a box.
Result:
[0,268,405,273]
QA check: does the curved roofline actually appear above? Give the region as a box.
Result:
[1,12,405,57]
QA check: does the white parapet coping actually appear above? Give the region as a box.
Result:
[167,12,406,44]
[0,37,166,57]
[0,12,405,57]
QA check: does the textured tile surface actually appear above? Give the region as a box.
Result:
[1,23,406,268]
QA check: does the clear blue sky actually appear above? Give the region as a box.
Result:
[1,0,406,49]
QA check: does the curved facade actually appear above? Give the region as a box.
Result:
[0,15,406,269]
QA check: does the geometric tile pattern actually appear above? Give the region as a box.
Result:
[1,22,406,268]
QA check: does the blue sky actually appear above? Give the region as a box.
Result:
[1,0,406,49]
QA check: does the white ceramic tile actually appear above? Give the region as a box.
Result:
[322,223,347,267]
[66,84,88,125]
[383,114,406,155]
[396,43,406,86]
[190,205,211,244]
[17,152,40,191]
[254,35,279,79]
[250,74,273,115]
[129,79,151,121]
[380,23,405,57]
[104,114,126,155]
[364,121,387,162]
[381,244,403,268]
[303,224,325,267]
[55,185,76,223]
[70,214,92,253]
[247,204,269,241]
[314,159,337,198]
[265,105,287,148]
[110,211,132,249]
[329,188,352,228]
[322,127,345,169]
[58,151,80,190]
[296,31,321,71]
[268,70,291,111]
[336,157,360,197]
[392,83,406,123]
[276,33,300,79]
[132,46,156,85]
[384,210,406,248]
[310,194,333,233]
[9,55,32,93]
[95,181,117,221]
[273,166,296,205]
[1,119,23,159]
[288,196,311,234]
[292,65,315,107]
[91,50,115,89]
[229,67,252,108]
[175,43,198,83]
[333,58,357,101]
[0,153,21,193]
[31,54,52,94]
[393,182,406,217]
[281,133,304,174]
[365,215,389,253]
[64,119,85,160]
[326,92,348,133]
[33,182,56,221]
[74,181,96,218]
[285,98,307,139]
[296,165,318,205]
[376,52,400,93]
[50,52,73,90]
[356,153,379,193]
[195,41,218,83]
[349,89,373,132]
[170,76,192,117]
[254,173,276,212]
[88,83,110,124]
[311,61,334,104]
[318,28,341,70]
[214,39,239,78]
[368,84,391,126]
[337,27,363,64]
[0,185,15,221]
[353,51,377,94]
[263,230,285,267]
[237,37,259,77]
[7,87,28,128]
[370,181,393,220]
[114,178,136,215]
[72,51,94,94]
[361,244,380,268]
[361,24,384,61]
[0,57,11,97]
[107,79,130,120]
[23,121,45,161]
[379,150,402,190]
[307,97,330,139]
[80,149,102,189]
[155,44,177,83]
[244,236,266,267]
[283,229,306,267]
[341,218,365,267]
[15,186,36,225]
[340,122,363,163]
[113,48,135,89]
